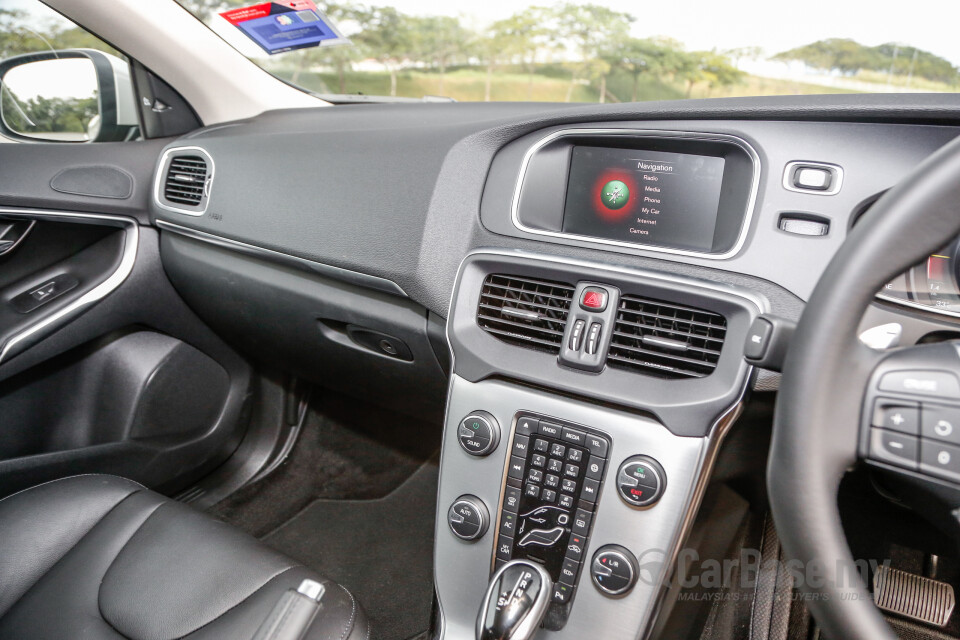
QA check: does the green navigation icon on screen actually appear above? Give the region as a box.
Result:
[601,180,629,210]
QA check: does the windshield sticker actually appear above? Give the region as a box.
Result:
[220,2,345,55]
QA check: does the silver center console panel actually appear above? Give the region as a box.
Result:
[434,249,766,640]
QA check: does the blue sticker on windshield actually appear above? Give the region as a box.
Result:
[221,2,343,55]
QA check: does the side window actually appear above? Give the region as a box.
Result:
[0,1,139,142]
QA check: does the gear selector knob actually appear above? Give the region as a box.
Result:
[477,560,552,640]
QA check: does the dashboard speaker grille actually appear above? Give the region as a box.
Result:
[163,155,208,207]
[477,274,574,354]
[608,294,727,379]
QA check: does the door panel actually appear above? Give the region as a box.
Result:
[0,212,131,364]
[0,141,252,498]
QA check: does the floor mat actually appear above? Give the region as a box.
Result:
[263,459,439,640]
[209,391,439,537]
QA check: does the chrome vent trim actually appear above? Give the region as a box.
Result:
[609,294,727,379]
[154,146,214,216]
[477,274,574,354]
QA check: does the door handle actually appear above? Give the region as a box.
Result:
[0,218,35,256]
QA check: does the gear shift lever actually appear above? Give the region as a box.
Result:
[476,560,553,640]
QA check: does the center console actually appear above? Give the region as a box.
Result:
[434,249,765,640]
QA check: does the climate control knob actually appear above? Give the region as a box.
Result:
[457,410,500,456]
[616,455,666,507]
[591,544,639,596]
[447,495,489,541]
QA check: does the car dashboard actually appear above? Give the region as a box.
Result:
[144,95,960,640]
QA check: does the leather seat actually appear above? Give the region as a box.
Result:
[0,475,369,640]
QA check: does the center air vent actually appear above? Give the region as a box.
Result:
[157,148,213,215]
[608,295,727,379]
[477,274,574,354]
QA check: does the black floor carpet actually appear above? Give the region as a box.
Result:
[210,392,439,538]
[263,459,439,640]
[209,391,441,640]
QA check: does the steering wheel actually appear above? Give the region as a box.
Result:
[769,134,960,640]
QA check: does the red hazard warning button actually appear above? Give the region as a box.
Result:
[580,287,608,312]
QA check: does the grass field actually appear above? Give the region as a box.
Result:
[272,65,861,103]
[854,69,958,92]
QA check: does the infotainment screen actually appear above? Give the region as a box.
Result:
[561,145,726,252]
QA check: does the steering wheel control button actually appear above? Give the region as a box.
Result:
[868,429,919,470]
[448,495,489,541]
[872,399,920,435]
[744,317,773,360]
[458,411,500,457]
[920,440,960,483]
[617,456,667,508]
[579,287,608,312]
[878,370,960,399]
[921,405,960,445]
[591,545,639,597]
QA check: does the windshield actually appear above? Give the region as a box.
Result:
[176,0,960,103]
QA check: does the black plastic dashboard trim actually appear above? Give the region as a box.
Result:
[155,219,409,297]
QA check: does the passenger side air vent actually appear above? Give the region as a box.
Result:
[157,148,213,215]
[477,274,574,354]
[608,295,727,379]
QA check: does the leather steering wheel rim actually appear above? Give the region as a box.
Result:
[769,132,960,640]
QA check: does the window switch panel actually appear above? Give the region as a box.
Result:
[11,274,79,314]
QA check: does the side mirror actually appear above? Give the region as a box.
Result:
[0,49,138,143]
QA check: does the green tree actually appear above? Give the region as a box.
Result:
[698,51,745,95]
[676,50,744,97]
[3,94,97,135]
[485,8,553,100]
[603,37,684,102]
[724,46,762,68]
[774,38,883,76]
[0,9,45,58]
[409,15,472,95]
[551,3,633,102]
[352,6,414,96]
[0,8,117,59]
